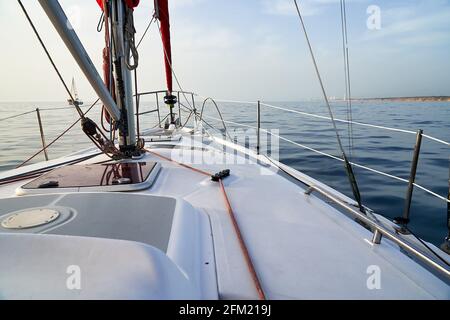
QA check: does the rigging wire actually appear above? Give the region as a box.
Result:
[136,14,156,49]
[0,110,37,122]
[133,10,157,137]
[340,0,354,157]
[18,0,119,159]
[293,0,365,213]
[131,9,141,140]
[405,227,450,267]
[17,0,84,119]
[16,99,100,168]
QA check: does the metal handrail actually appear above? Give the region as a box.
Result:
[196,96,450,147]
[202,113,450,204]
[0,101,103,164]
[137,89,195,96]
[135,90,197,128]
[305,184,450,282]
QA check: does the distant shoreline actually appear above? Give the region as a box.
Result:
[346,96,450,102]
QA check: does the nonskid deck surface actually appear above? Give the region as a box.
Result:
[0,132,448,299]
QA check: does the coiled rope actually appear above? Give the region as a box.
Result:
[124,6,139,70]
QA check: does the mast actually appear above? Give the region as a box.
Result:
[37,0,121,121]
[109,0,137,153]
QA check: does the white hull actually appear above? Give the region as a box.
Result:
[0,127,448,300]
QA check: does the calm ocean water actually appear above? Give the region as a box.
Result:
[0,100,449,246]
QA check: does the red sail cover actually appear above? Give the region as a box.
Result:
[96,0,140,124]
[156,0,173,93]
[96,0,140,9]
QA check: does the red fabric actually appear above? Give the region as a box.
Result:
[100,0,113,124]
[96,0,140,10]
[156,0,173,93]
[125,0,140,8]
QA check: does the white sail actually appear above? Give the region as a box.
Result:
[71,77,78,100]
[68,77,83,106]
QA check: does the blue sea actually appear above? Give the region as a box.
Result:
[0,99,449,247]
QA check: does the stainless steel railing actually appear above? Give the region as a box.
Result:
[135,90,197,129]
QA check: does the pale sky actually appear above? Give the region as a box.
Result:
[0,0,449,102]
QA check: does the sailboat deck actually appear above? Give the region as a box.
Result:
[0,132,448,299]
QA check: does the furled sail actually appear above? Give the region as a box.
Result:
[96,0,140,125]
[155,0,173,94]
[96,0,140,10]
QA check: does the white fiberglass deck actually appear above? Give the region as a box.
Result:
[0,130,448,300]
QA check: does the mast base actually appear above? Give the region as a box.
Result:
[119,138,146,158]
[164,94,178,125]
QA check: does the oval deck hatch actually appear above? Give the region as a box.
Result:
[1,208,60,229]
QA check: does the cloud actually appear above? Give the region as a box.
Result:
[262,0,319,16]
[261,0,365,17]
[170,0,206,10]
[174,25,241,51]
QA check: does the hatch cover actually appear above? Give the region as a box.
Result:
[16,162,161,196]
[1,208,60,229]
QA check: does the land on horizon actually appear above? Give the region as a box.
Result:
[346,96,450,102]
[1,96,450,104]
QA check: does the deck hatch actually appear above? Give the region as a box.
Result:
[1,208,60,229]
[17,162,161,195]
